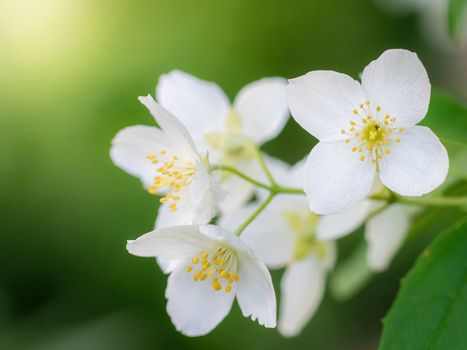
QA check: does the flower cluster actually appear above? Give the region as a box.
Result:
[111,49,449,337]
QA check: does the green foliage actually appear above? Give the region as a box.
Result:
[379,218,467,350]
[448,0,467,39]
[0,0,466,348]
[422,90,467,184]
[423,89,467,145]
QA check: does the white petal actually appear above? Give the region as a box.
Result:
[256,156,306,199]
[303,141,376,214]
[217,158,264,213]
[379,126,449,196]
[236,251,277,328]
[156,70,230,150]
[217,173,254,214]
[317,199,379,240]
[278,256,325,337]
[362,49,430,127]
[288,157,307,188]
[156,257,179,274]
[126,225,213,260]
[242,219,295,269]
[219,200,295,268]
[319,241,338,272]
[110,125,171,187]
[262,154,294,187]
[287,71,366,141]
[139,95,198,160]
[188,162,218,224]
[217,162,255,214]
[155,202,194,228]
[154,204,198,273]
[233,77,289,144]
[155,162,218,228]
[365,204,411,271]
[217,203,254,232]
[198,224,254,255]
[166,262,236,336]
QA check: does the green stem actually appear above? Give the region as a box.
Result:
[210,164,305,194]
[235,193,275,235]
[211,164,467,209]
[210,164,271,191]
[370,192,467,210]
[272,186,305,195]
[394,194,467,209]
[254,148,276,185]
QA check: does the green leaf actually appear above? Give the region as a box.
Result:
[422,89,467,184]
[379,218,467,350]
[448,0,466,39]
[422,89,467,147]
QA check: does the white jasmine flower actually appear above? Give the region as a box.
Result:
[127,224,276,336]
[157,70,289,213]
[318,180,420,272]
[110,95,218,227]
[220,158,368,337]
[288,49,449,214]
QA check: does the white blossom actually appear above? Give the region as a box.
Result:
[318,180,420,272]
[288,49,449,214]
[220,158,368,336]
[110,95,219,227]
[157,70,289,213]
[127,224,276,336]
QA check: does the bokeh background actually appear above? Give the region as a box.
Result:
[1,0,466,349]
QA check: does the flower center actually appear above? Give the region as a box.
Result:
[146,149,196,211]
[341,101,404,165]
[205,109,256,163]
[186,246,239,293]
[284,211,329,261]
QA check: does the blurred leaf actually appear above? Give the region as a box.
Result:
[448,0,466,39]
[423,89,467,146]
[379,218,467,350]
[422,90,467,183]
[330,241,374,301]
[450,151,467,182]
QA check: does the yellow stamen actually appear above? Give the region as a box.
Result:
[212,278,222,291]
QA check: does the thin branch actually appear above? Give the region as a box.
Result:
[254,148,276,185]
[212,164,467,210]
[235,193,275,235]
[210,164,271,190]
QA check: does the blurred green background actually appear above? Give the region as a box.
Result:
[0,0,466,349]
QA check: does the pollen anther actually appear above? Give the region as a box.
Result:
[342,102,400,165]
